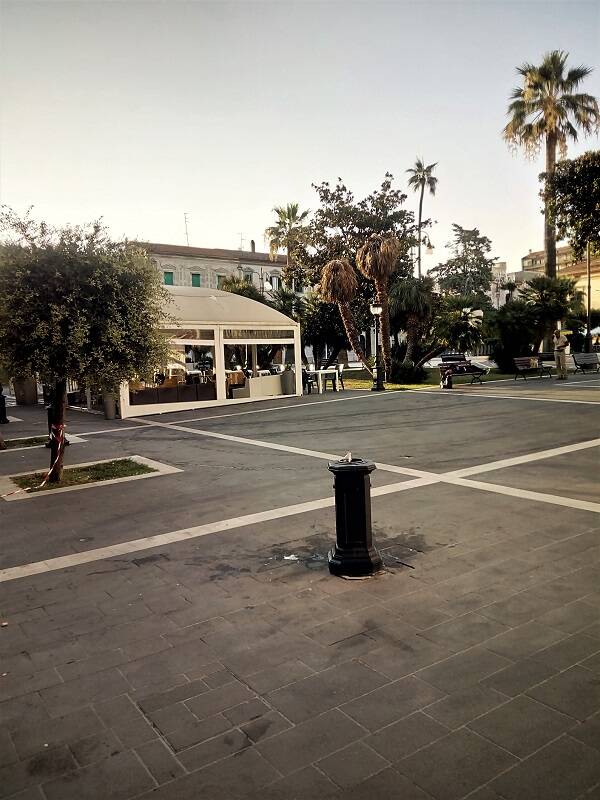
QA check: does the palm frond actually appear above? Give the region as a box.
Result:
[319,259,357,305]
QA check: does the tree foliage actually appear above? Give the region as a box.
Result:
[503,51,599,159]
[519,275,583,347]
[219,275,268,304]
[491,276,584,369]
[389,276,436,365]
[264,203,310,284]
[546,149,600,260]
[0,209,170,390]
[430,224,496,300]
[0,208,171,481]
[320,258,371,373]
[301,293,349,369]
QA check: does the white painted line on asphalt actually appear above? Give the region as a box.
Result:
[447,438,600,478]
[7,416,22,422]
[408,389,600,405]
[3,462,599,583]
[445,476,600,515]
[560,378,600,387]
[131,417,434,479]
[0,477,433,582]
[70,377,600,440]
[177,392,378,422]
[67,391,392,439]
[80,424,153,436]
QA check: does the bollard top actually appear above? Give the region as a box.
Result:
[328,458,376,475]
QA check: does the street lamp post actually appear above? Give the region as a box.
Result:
[370,303,384,392]
[585,242,592,353]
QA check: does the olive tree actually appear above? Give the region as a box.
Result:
[0,209,170,482]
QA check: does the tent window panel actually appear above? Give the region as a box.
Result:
[222,329,295,340]
[162,328,215,341]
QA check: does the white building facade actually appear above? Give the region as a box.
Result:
[140,241,286,296]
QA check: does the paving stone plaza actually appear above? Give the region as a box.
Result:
[1,376,600,800]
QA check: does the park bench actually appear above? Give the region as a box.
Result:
[573,352,600,373]
[439,354,488,385]
[513,356,553,380]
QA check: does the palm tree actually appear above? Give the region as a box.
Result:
[320,259,372,376]
[503,50,599,278]
[389,276,436,366]
[356,234,401,376]
[264,203,310,287]
[520,275,583,349]
[406,158,438,278]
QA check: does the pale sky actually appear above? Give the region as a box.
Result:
[1,0,599,271]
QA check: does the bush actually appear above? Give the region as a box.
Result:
[389,358,429,384]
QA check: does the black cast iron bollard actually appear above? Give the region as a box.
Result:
[328,458,383,577]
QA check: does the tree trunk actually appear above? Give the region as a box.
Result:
[417,184,424,278]
[0,430,5,451]
[403,315,419,365]
[338,304,373,376]
[376,281,392,377]
[544,133,557,279]
[48,378,67,484]
[324,347,341,369]
[415,344,445,370]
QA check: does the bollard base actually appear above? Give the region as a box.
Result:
[328,545,383,578]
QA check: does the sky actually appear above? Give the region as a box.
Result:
[1,0,599,272]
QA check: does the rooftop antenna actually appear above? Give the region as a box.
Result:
[184,212,190,246]
[238,232,245,251]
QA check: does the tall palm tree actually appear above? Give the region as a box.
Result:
[406,158,438,278]
[389,276,436,366]
[503,50,599,278]
[320,259,372,375]
[356,234,401,375]
[264,203,310,287]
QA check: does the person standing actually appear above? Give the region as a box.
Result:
[553,328,569,380]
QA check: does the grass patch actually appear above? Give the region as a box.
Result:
[2,436,49,450]
[12,458,156,492]
[344,371,515,392]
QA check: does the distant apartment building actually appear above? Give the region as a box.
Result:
[140,241,286,296]
[522,245,600,307]
[488,259,541,308]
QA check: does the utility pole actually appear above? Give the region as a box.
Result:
[184,213,190,246]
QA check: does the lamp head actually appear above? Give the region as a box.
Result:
[370,303,383,316]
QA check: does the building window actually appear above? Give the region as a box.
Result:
[243,272,253,283]
[271,274,280,291]
[191,273,201,288]
[216,274,226,288]
[163,271,174,286]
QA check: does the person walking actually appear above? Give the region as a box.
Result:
[553,328,569,380]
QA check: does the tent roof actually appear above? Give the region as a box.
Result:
[166,286,298,328]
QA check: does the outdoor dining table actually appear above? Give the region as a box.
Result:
[306,368,338,394]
